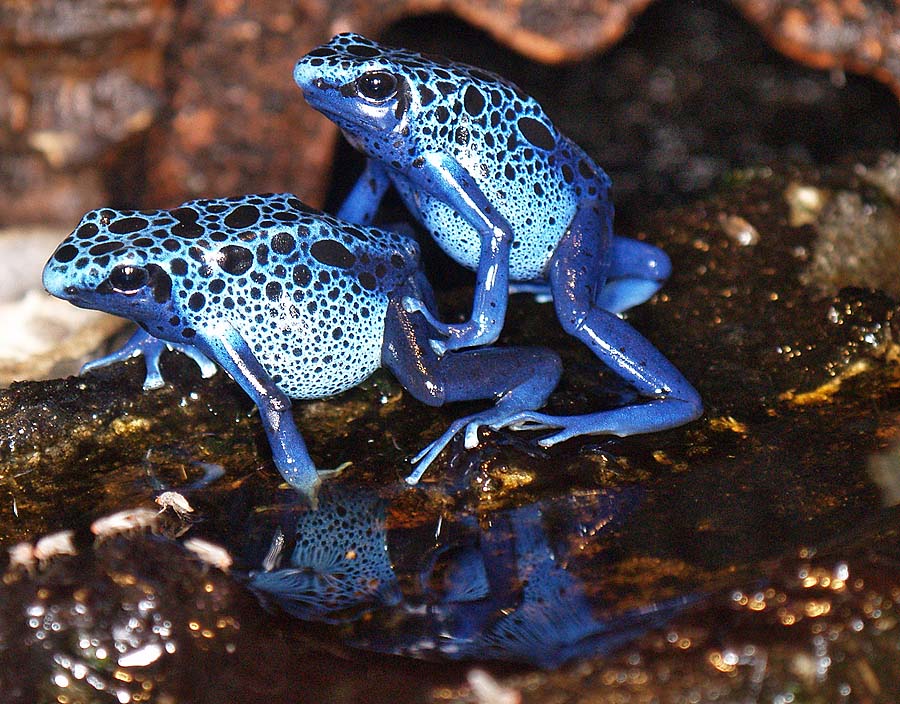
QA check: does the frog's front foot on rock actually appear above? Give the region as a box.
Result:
[282,462,351,508]
[81,328,217,390]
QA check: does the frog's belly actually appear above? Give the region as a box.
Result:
[233,297,388,400]
[399,189,572,282]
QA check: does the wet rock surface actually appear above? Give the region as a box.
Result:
[2,1,900,701]
[1,159,899,702]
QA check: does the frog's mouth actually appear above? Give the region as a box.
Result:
[299,82,345,120]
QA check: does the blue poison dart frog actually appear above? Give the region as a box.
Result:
[43,193,562,500]
[294,34,702,481]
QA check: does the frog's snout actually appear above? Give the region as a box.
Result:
[42,259,79,302]
[42,260,64,298]
[292,60,314,90]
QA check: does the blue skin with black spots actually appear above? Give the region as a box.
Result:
[249,486,694,667]
[43,193,562,500]
[294,34,702,476]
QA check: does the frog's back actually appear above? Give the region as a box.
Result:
[179,194,419,398]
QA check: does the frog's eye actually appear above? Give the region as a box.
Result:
[355,71,398,103]
[108,264,149,293]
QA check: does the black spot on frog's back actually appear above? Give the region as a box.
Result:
[108,216,149,235]
[358,271,377,291]
[171,207,204,238]
[418,85,436,106]
[293,264,312,287]
[217,245,253,275]
[271,232,296,255]
[224,205,260,229]
[517,116,555,151]
[89,241,124,256]
[310,240,356,268]
[76,223,99,239]
[347,43,380,58]
[265,281,282,301]
[463,85,485,116]
[188,292,206,311]
[53,244,79,263]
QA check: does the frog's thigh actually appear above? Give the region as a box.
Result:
[596,236,673,314]
[382,290,559,408]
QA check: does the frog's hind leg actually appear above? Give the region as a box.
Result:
[382,279,562,485]
[595,237,672,314]
[494,199,701,446]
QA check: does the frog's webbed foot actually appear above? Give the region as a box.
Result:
[490,411,585,447]
[82,328,217,390]
[407,414,491,485]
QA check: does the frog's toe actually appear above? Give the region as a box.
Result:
[180,347,218,378]
[463,422,481,449]
[535,428,579,447]
[407,440,446,484]
[491,411,558,433]
[140,366,167,391]
[407,421,465,485]
[283,461,352,507]
[317,461,352,481]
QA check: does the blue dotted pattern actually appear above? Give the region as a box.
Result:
[295,33,613,280]
[251,489,401,622]
[44,193,420,399]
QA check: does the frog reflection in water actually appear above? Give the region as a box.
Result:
[42,193,562,501]
[249,485,692,668]
[295,34,703,481]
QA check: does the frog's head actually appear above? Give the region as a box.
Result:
[294,34,415,158]
[294,33,519,164]
[43,208,179,330]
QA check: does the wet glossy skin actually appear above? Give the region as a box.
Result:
[43,193,562,499]
[294,35,702,466]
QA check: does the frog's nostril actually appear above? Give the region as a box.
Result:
[64,286,78,296]
[313,78,327,90]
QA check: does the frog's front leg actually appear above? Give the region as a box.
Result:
[194,323,326,502]
[400,153,514,353]
[495,199,702,445]
[382,277,562,484]
[336,158,392,226]
[82,328,217,391]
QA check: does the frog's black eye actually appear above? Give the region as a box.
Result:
[108,264,149,293]
[355,71,397,102]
